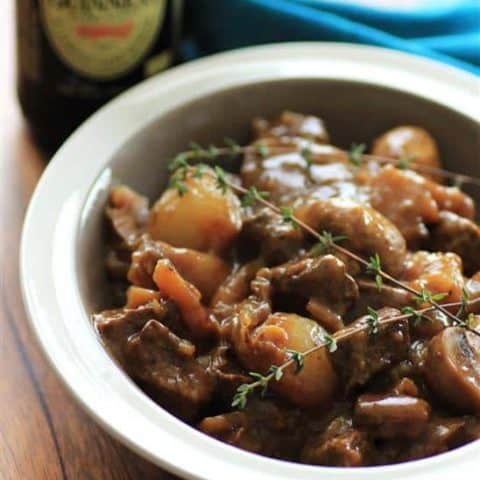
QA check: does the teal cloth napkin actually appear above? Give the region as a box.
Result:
[183,0,480,75]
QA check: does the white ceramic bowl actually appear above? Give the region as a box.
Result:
[21,43,480,480]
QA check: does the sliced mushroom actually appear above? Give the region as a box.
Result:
[294,198,407,276]
[354,393,431,439]
[424,327,480,412]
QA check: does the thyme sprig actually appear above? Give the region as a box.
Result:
[401,306,430,326]
[279,206,298,228]
[310,231,347,256]
[300,144,313,169]
[231,298,480,409]
[366,307,380,336]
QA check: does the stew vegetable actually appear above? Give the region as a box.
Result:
[94,112,480,466]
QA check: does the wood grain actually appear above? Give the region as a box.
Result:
[0,4,175,479]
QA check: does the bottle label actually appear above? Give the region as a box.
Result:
[40,0,166,80]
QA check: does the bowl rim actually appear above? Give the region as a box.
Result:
[20,42,480,480]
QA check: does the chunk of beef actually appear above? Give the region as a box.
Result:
[211,259,263,308]
[332,308,410,391]
[93,300,180,366]
[354,393,431,439]
[198,344,250,404]
[347,280,412,322]
[400,417,480,461]
[239,208,305,265]
[301,416,371,466]
[125,319,214,420]
[454,416,480,445]
[269,255,359,331]
[271,255,358,300]
[253,111,330,143]
[105,250,131,281]
[427,211,480,275]
[210,259,264,325]
[198,399,304,460]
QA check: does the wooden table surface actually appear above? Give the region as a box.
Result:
[0,5,175,480]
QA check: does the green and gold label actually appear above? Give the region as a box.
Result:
[40,0,166,80]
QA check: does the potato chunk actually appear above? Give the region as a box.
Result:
[371,126,441,181]
[232,306,338,408]
[148,168,242,253]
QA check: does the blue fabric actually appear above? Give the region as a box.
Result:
[183,0,480,75]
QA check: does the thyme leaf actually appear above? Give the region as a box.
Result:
[255,142,270,158]
[287,349,305,373]
[366,254,383,291]
[415,289,448,306]
[214,166,228,194]
[348,143,366,167]
[366,306,379,337]
[241,186,270,207]
[324,333,338,353]
[311,231,348,256]
[301,145,313,169]
[280,206,298,228]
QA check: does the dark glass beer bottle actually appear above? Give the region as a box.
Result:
[16,0,183,155]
